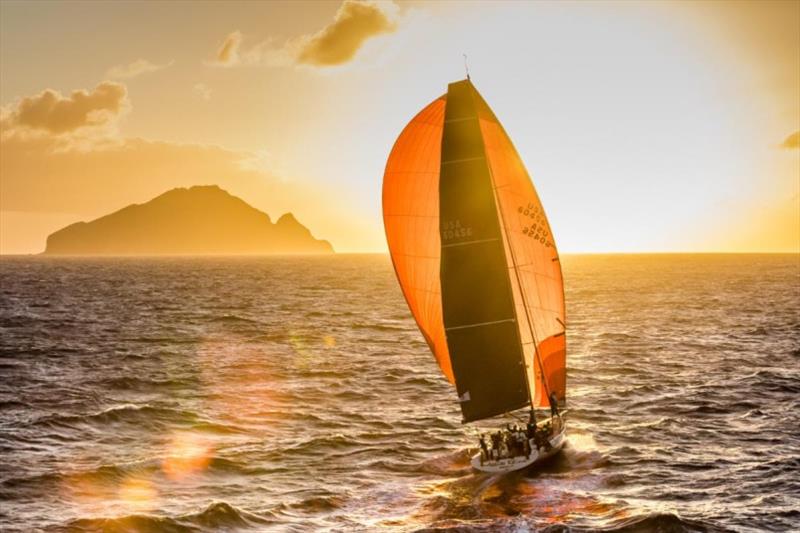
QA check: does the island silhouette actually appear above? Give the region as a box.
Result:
[44,185,333,255]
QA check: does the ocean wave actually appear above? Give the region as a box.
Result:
[2,453,267,496]
[417,449,474,476]
[2,255,798,532]
[93,376,193,391]
[351,323,409,332]
[65,502,272,532]
[33,404,201,431]
[209,314,261,325]
[415,512,727,532]
[588,512,730,532]
[0,399,30,410]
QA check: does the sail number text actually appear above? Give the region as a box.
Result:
[441,219,472,241]
[519,202,553,248]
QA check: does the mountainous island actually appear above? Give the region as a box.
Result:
[44,185,333,255]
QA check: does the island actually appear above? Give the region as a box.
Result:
[43,185,334,255]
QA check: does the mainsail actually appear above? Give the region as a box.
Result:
[383,79,566,423]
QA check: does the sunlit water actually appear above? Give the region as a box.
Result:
[0,254,798,532]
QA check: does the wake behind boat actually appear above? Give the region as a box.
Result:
[382,77,567,474]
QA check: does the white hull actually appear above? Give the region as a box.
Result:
[470,424,566,474]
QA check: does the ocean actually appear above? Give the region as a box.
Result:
[0,254,798,532]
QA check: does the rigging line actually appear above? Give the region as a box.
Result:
[472,93,555,410]
[504,410,527,425]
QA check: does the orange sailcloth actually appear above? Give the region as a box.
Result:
[383,80,566,422]
[382,96,452,382]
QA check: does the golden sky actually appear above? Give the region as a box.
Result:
[1,0,798,254]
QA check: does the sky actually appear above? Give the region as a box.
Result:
[1,0,798,254]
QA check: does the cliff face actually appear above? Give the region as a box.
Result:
[44,185,333,255]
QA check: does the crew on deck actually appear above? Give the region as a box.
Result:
[478,410,560,464]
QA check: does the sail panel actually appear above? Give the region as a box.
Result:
[445,320,530,422]
[473,90,567,407]
[383,96,454,383]
[440,80,529,422]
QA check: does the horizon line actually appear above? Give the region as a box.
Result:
[1,251,798,258]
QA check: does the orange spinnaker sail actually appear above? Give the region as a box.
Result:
[383,81,566,416]
[382,96,453,383]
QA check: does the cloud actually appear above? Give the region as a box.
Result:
[296,0,397,66]
[781,131,799,149]
[2,82,128,135]
[209,30,290,67]
[209,1,398,68]
[193,83,212,101]
[107,58,173,79]
[215,31,243,66]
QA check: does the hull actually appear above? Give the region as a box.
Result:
[470,424,566,474]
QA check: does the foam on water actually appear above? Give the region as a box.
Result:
[0,254,798,532]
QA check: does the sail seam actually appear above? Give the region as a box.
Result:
[445,318,515,331]
[445,115,478,123]
[441,237,499,248]
[384,214,438,218]
[441,156,485,165]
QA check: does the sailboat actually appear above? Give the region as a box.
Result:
[382,78,567,474]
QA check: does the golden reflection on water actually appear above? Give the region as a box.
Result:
[118,477,159,512]
[61,329,339,519]
[162,431,213,481]
[62,469,161,516]
[195,336,291,425]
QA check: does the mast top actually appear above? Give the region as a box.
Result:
[463,54,470,80]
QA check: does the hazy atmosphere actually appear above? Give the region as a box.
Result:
[1,0,798,254]
[2,2,799,532]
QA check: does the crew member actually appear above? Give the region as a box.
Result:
[527,409,537,438]
[479,434,489,463]
[549,392,560,419]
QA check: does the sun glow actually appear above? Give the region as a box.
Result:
[118,477,159,512]
[162,432,214,481]
[1,1,797,254]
